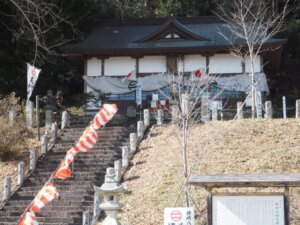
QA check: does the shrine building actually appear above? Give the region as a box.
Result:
[61,16,286,114]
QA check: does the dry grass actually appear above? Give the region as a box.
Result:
[118,119,300,225]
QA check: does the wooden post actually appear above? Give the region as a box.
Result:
[143,109,150,127]
[17,162,25,186]
[129,133,137,155]
[157,109,163,126]
[181,93,189,117]
[296,99,300,119]
[82,211,90,225]
[51,122,57,143]
[122,146,129,170]
[114,160,121,183]
[282,96,287,119]
[61,111,69,129]
[30,149,36,172]
[237,102,243,119]
[265,101,273,119]
[3,176,11,201]
[41,135,48,154]
[8,111,16,126]
[137,121,144,139]
[36,95,40,141]
[93,192,101,219]
[26,100,34,128]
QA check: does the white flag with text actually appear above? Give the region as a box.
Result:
[27,63,41,100]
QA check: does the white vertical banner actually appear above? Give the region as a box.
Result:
[27,63,41,100]
[136,82,142,105]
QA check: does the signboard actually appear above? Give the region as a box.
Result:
[152,94,159,101]
[164,208,194,225]
[212,195,285,225]
[136,83,142,105]
[256,91,262,119]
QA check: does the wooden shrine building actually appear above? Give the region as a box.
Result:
[61,16,286,114]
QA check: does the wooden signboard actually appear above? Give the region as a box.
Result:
[208,193,288,225]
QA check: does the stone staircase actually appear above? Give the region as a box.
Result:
[0,125,135,225]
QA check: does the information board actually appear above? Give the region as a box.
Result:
[212,195,285,225]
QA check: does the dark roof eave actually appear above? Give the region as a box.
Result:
[61,40,286,56]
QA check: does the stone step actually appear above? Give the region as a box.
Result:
[0,210,88,218]
[0,216,82,223]
[2,205,90,212]
[6,199,94,206]
[19,185,92,192]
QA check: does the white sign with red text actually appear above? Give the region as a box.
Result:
[164,208,194,225]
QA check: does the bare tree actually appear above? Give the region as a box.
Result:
[162,63,226,207]
[1,0,80,65]
[216,0,289,118]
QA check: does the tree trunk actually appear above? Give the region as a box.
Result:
[250,60,256,118]
[182,118,190,207]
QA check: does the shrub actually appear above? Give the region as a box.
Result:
[0,116,33,161]
[0,92,22,116]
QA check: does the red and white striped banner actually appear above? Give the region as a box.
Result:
[92,104,118,130]
[18,211,38,225]
[28,182,59,213]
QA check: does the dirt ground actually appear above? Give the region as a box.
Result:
[118,119,300,225]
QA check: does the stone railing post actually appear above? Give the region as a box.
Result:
[137,121,144,140]
[122,146,129,170]
[51,122,58,143]
[82,211,90,225]
[265,101,273,119]
[3,176,11,201]
[30,149,37,172]
[143,109,150,127]
[93,192,102,220]
[129,133,137,155]
[26,100,34,128]
[18,162,25,186]
[41,135,48,154]
[61,111,69,129]
[114,160,121,184]
[8,111,16,126]
[171,105,179,124]
[237,102,243,119]
[157,109,163,126]
[296,100,300,119]
[211,102,218,121]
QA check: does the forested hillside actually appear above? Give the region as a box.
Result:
[0,0,299,105]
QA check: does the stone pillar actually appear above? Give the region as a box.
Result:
[296,100,300,119]
[171,105,179,124]
[17,162,25,186]
[41,135,48,154]
[282,96,287,119]
[3,176,11,201]
[122,146,129,170]
[157,109,163,126]
[237,102,243,119]
[82,211,90,225]
[143,109,150,127]
[181,93,189,117]
[211,102,218,121]
[26,100,34,128]
[51,123,58,143]
[61,111,69,129]
[265,101,273,119]
[114,160,121,184]
[137,121,144,139]
[93,192,102,219]
[45,109,53,129]
[8,111,16,126]
[30,149,36,172]
[129,133,137,155]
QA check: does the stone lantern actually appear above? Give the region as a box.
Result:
[94,167,127,225]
